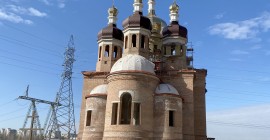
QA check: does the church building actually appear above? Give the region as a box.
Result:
[78,0,207,139]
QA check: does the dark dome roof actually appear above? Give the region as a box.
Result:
[162,21,188,38]
[122,12,152,31]
[98,24,124,41]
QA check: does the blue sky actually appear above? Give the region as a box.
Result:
[0,0,270,139]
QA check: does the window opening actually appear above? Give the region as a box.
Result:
[141,35,145,48]
[171,45,176,55]
[99,46,102,59]
[169,110,174,127]
[125,36,128,49]
[113,46,118,58]
[105,45,110,57]
[111,103,118,125]
[133,103,141,125]
[132,34,136,47]
[86,110,92,126]
[120,93,132,124]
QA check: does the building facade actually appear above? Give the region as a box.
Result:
[78,0,207,140]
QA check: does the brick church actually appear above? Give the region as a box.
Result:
[78,0,207,139]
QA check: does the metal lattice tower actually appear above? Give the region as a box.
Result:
[19,85,60,140]
[45,35,76,140]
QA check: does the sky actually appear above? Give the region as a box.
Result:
[0,0,270,139]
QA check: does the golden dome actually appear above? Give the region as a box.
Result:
[170,1,179,13]
[148,16,167,33]
[108,5,118,16]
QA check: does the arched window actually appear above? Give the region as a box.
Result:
[132,34,136,47]
[99,46,102,59]
[141,35,145,48]
[113,46,118,58]
[105,45,109,57]
[120,93,132,124]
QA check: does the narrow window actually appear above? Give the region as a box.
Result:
[180,45,183,53]
[154,45,157,50]
[113,46,118,58]
[133,103,141,125]
[99,46,102,58]
[132,34,136,47]
[180,45,184,56]
[105,45,109,57]
[141,35,145,48]
[171,45,176,55]
[120,93,132,124]
[164,47,167,55]
[145,37,149,48]
[125,36,128,49]
[169,110,174,127]
[111,103,118,125]
[86,110,92,126]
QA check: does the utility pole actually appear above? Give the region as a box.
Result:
[19,86,61,140]
[45,35,76,140]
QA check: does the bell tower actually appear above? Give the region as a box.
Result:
[96,5,124,72]
[122,0,152,59]
[162,2,189,70]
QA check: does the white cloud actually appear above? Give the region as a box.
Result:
[215,13,225,19]
[8,5,47,17]
[209,12,270,40]
[58,0,66,8]
[39,0,51,5]
[207,104,270,140]
[0,9,33,24]
[231,50,250,55]
[28,7,47,17]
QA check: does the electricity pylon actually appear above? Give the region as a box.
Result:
[19,85,60,140]
[45,35,76,140]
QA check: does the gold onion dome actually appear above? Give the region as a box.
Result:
[170,1,179,13]
[147,0,167,33]
[108,5,118,17]
[148,16,167,33]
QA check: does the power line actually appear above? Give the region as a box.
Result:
[0,99,16,108]
[0,106,28,117]
[0,55,61,71]
[0,60,59,76]
[0,35,62,58]
[0,114,26,124]
[0,48,61,67]
[2,23,64,48]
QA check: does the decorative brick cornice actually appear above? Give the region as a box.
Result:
[85,94,107,99]
[107,70,160,82]
[82,71,110,78]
